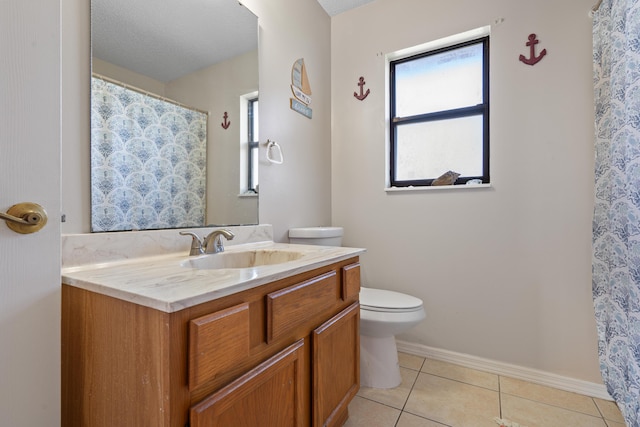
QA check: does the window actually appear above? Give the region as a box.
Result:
[240,93,259,195]
[247,97,259,192]
[389,35,489,187]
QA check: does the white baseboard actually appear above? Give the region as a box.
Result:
[396,340,612,401]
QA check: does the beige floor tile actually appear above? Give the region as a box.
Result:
[501,394,607,427]
[344,396,401,427]
[421,358,499,391]
[499,376,600,416]
[594,398,625,423]
[404,373,499,427]
[358,367,419,409]
[605,420,626,427]
[399,352,426,371]
[396,411,450,426]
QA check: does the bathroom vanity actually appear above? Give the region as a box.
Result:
[61,237,363,427]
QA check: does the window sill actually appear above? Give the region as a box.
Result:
[385,183,492,193]
[238,192,258,198]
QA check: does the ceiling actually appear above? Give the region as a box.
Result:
[91,0,376,83]
[317,0,376,16]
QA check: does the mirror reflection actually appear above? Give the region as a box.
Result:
[90,0,259,232]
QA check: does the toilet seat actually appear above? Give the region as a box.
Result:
[360,287,423,313]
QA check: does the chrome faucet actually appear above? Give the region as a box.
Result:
[180,229,235,255]
[203,229,235,254]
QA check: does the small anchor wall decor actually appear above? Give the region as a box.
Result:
[353,76,370,101]
[519,33,547,66]
[221,112,231,129]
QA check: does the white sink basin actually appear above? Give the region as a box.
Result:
[180,249,306,270]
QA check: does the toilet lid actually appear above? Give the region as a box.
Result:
[359,287,423,312]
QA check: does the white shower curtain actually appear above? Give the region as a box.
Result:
[592,0,640,425]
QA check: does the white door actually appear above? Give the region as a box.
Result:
[0,1,61,426]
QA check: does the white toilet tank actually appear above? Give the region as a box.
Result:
[288,226,343,246]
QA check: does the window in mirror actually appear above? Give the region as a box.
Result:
[249,98,259,192]
[241,93,259,195]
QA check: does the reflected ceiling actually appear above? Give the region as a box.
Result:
[91,0,377,83]
[316,0,376,16]
[91,0,258,82]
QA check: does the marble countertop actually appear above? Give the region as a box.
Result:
[62,241,365,313]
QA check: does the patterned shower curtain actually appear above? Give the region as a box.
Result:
[592,0,640,425]
[91,76,208,231]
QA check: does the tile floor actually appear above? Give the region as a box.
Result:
[344,352,625,427]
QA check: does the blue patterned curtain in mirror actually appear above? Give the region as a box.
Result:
[91,76,208,232]
[592,0,640,424]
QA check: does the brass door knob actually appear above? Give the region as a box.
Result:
[0,202,48,234]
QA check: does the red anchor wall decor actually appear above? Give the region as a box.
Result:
[221,112,231,129]
[353,76,370,101]
[519,33,547,66]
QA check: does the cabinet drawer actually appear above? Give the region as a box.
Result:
[266,271,339,343]
[189,302,250,390]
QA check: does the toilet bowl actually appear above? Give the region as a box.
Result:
[289,227,426,389]
[359,286,425,388]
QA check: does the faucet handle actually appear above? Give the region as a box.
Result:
[179,231,204,256]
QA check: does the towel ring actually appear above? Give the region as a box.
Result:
[266,140,284,164]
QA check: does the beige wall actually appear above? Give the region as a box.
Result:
[166,50,259,226]
[331,0,601,383]
[61,0,91,234]
[242,0,333,242]
[61,0,601,391]
[92,57,167,95]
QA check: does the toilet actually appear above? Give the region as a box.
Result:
[287,226,344,246]
[288,227,426,389]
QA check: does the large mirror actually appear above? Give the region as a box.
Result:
[90,0,259,232]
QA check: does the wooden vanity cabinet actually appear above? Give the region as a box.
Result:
[62,257,361,427]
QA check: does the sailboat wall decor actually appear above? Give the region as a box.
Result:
[290,58,313,119]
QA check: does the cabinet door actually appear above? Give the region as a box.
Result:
[190,339,305,427]
[312,302,360,427]
[189,302,250,390]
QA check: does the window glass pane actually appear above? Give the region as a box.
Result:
[251,100,259,141]
[251,147,259,188]
[395,115,484,180]
[248,99,259,190]
[395,42,483,117]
